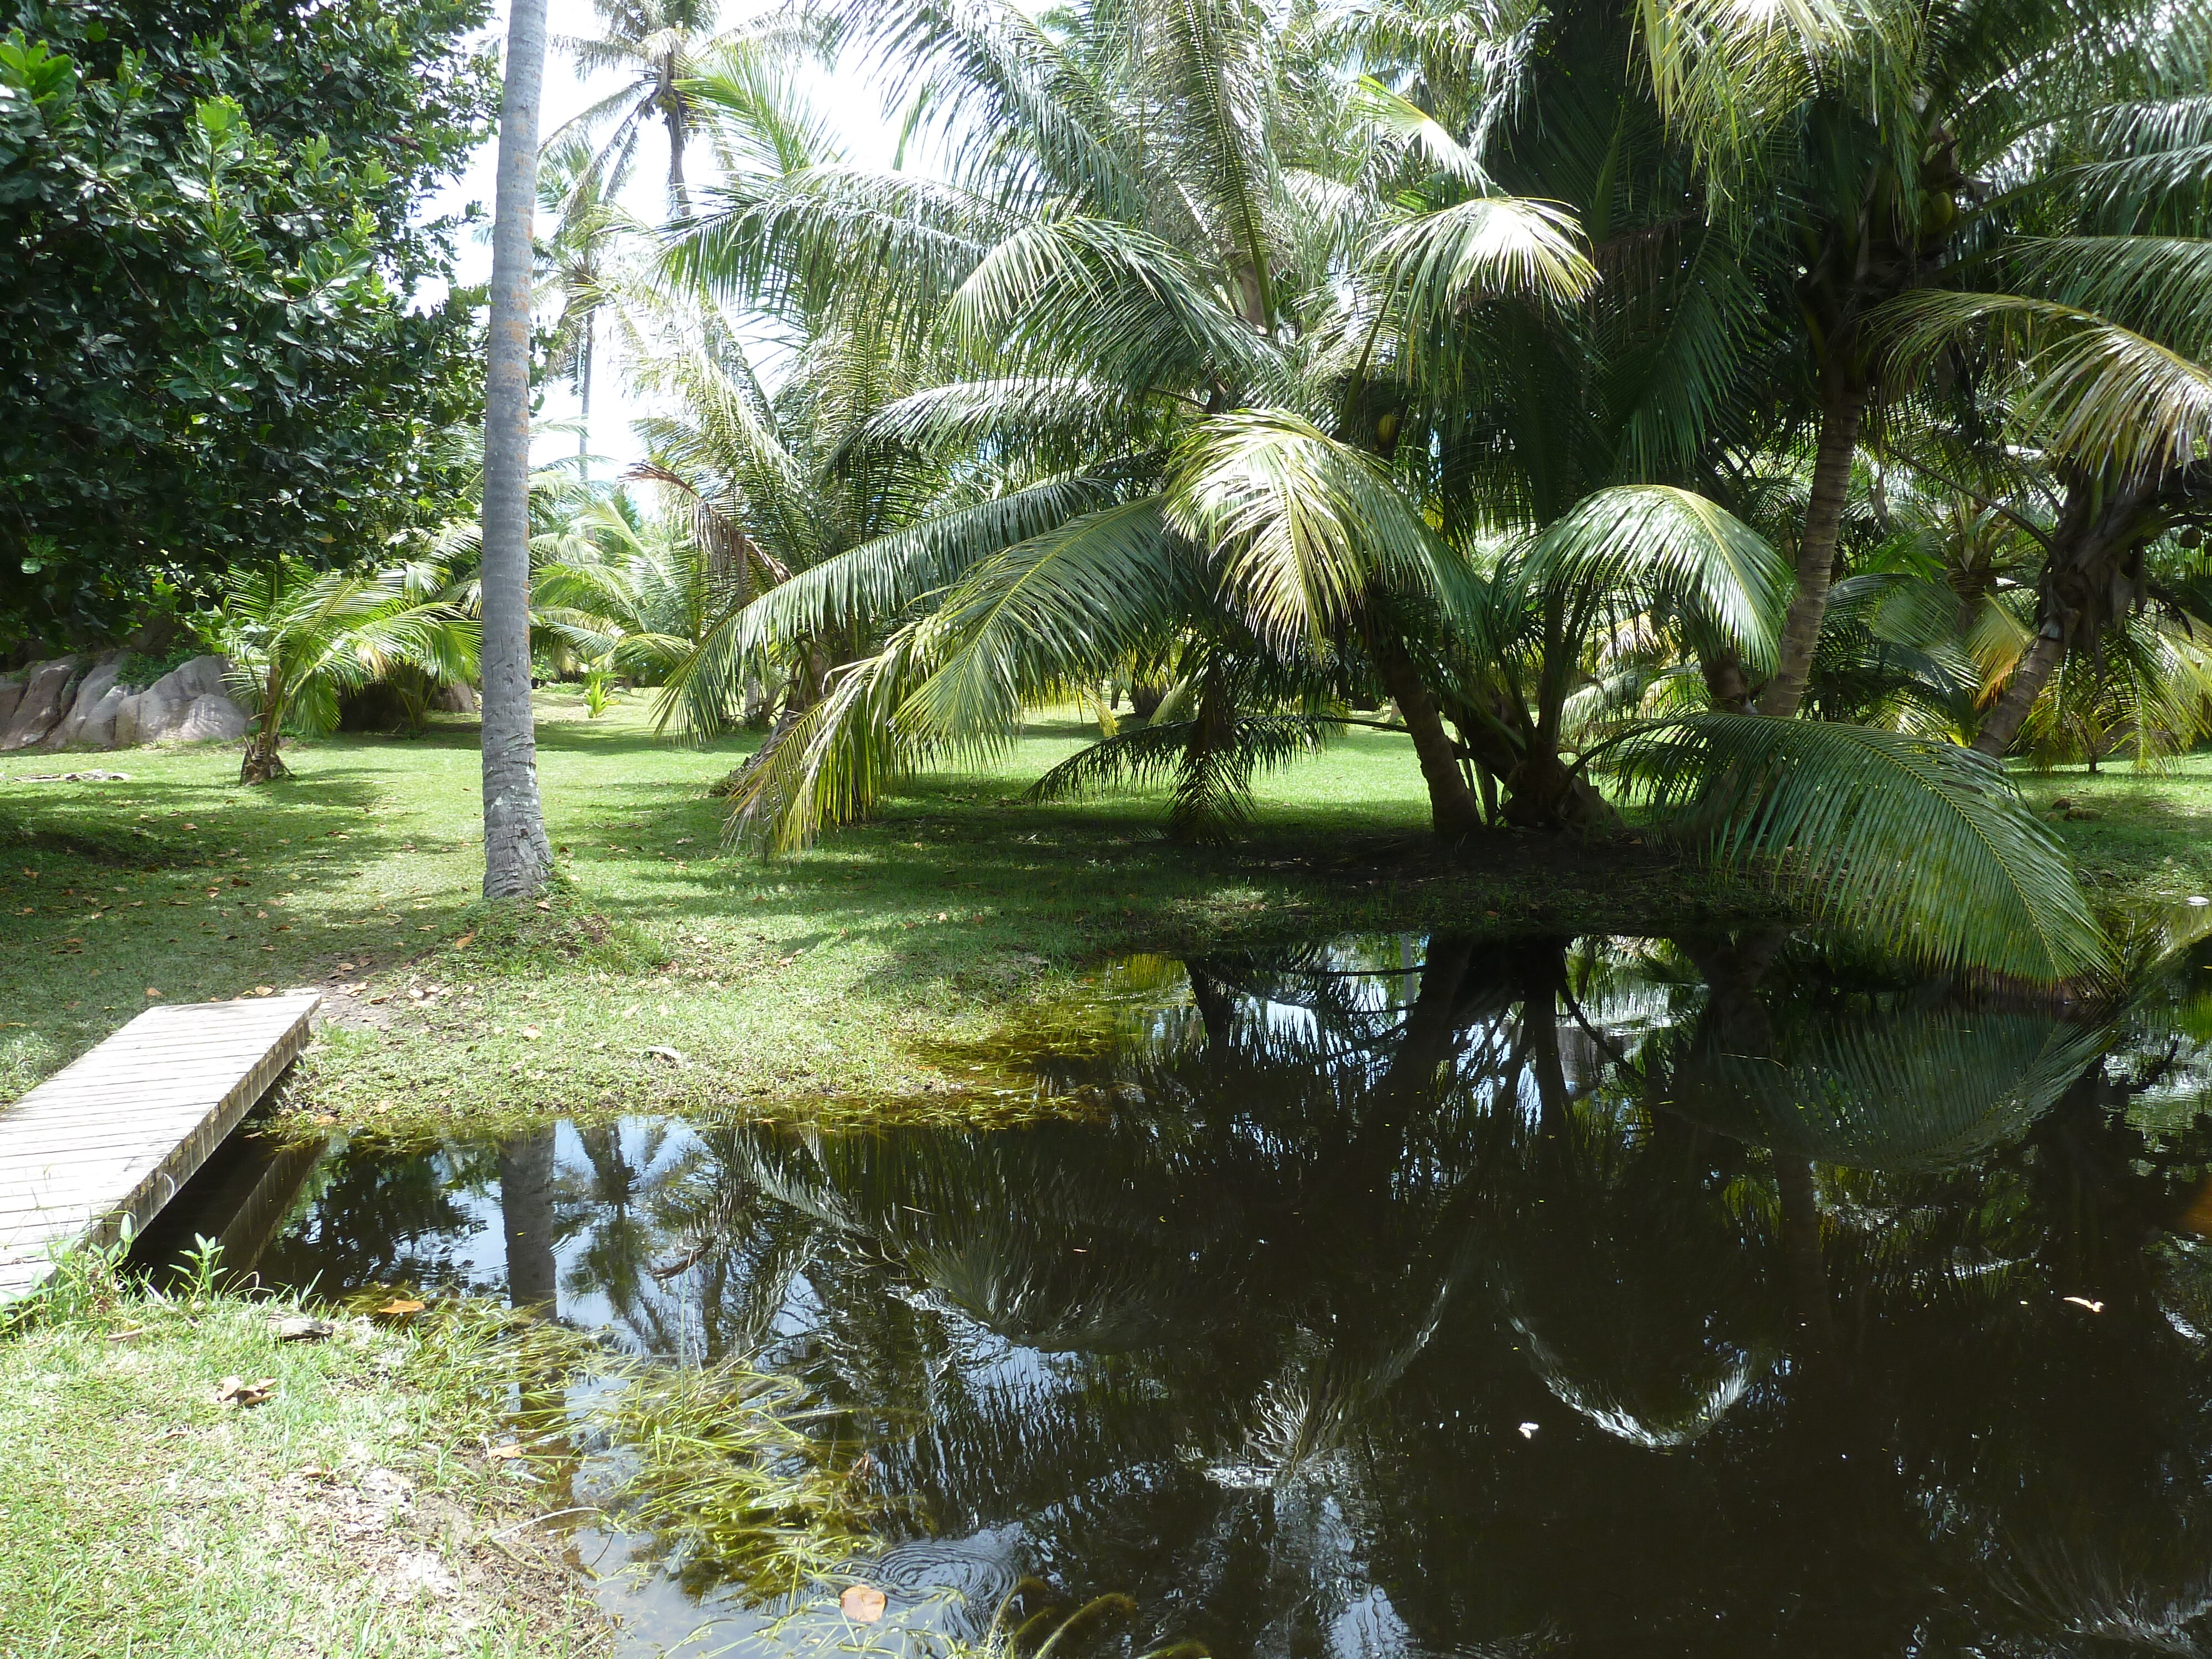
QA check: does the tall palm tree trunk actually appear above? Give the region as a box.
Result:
[1370,632,1482,836]
[577,312,593,463]
[1972,472,2162,758]
[664,97,688,213]
[480,0,554,899]
[1757,372,1865,718]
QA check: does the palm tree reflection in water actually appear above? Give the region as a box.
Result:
[249,931,2212,1656]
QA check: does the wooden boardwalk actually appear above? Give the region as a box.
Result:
[0,991,321,1302]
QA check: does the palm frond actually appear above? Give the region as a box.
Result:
[1165,409,1479,650]
[1608,713,2112,985]
[1884,290,2212,474]
[1364,195,1597,334]
[896,498,1200,741]
[1520,486,1793,671]
[1026,711,1341,841]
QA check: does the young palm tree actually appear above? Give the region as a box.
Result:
[210,561,478,785]
[482,0,555,898]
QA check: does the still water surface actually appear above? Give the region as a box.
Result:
[143,930,2212,1657]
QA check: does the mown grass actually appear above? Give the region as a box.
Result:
[0,689,1772,1142]
[13,690,2198,1144]
[2009,752,2212,903]
[0,1254,606,1657]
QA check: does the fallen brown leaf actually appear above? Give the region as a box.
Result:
[216,1375,279,1408]
[376,1297,426,1317]
[840,1584,888,1624]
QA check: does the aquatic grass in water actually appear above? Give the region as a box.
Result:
[603,1355,884,1604]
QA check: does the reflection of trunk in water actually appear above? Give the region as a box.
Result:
[1188,966,1238,1054]
[499,1129,560,1313]
[1677,932,1837,1353]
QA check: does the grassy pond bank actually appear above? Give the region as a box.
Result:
[7,700,2212,1655]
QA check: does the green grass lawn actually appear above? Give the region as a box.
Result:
[2007,752,2212,902]
[0,1266,604,1657]
[6,688,2197,1142]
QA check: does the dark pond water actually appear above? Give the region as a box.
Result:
[138,926,2212,1657]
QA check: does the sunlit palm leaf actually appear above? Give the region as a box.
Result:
[1882,290,2212,473]
[1166,410,1479,649]
[1520,486,1792,669]
[1609,712,2112,983]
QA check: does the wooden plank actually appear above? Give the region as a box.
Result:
[0,990,321,1303]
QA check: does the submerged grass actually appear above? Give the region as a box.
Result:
[601,1355,883,1604]
[2,1242,909,1652]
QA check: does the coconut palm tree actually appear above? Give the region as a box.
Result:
[656,0,2108,983]
[482,0,554,898]
[1871,113,2212,754]
[551,0,737,212]
[208,560,478,784]
[1634,0,2210,718]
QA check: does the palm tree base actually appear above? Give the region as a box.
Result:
[240,741,290,785]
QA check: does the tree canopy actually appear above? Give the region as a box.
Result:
[0,0,497,642]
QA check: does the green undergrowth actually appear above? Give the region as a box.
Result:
[8,693,2197,1146]
[0,1248,608,1657]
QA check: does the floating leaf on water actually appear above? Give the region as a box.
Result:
[377,1298,425,1316]
[841,1584,888,1623]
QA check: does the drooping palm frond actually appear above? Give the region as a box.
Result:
[1607,713,2112,984]
[1518,485,1794,670]
[2005,236,2212,361]
[1363,194,1597,339]
[1025,710,1342,840]
[1165,410,1480,649]
[895,497,1199,740]
[833,376,1150,466]
[653,465,1147,735]
[1881,290,2212,474]
[721,630,938,854]
[1635,0,1924,196]
[667,166,1006,338]
[1348,75,1493,186]
[948,213,1281,390]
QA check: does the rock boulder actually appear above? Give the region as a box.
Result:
[44,652,129,749]
[111,655,246,747]
[0,657,84,751]
[176,694,249,742]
